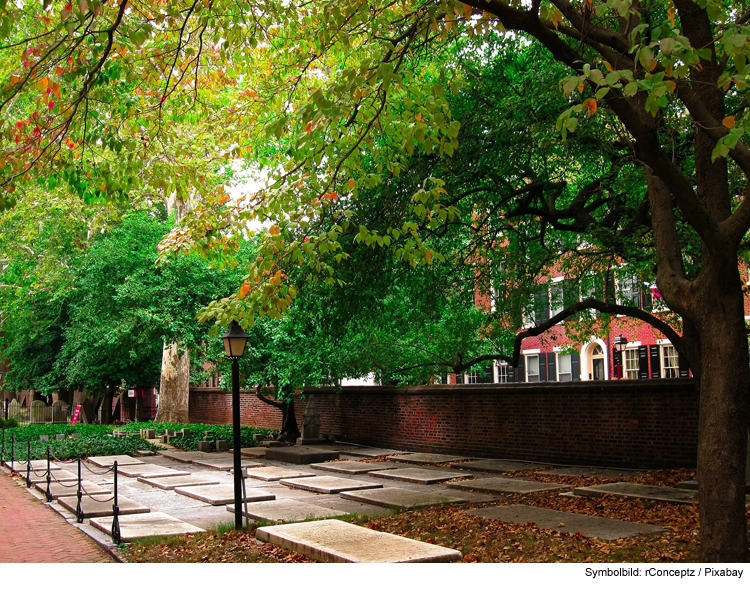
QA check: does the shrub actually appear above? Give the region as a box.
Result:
[121,421,277,451]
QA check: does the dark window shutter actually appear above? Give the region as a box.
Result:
[506,364,515,383]
[455,373,463,384]
[641,284,652,311]
[638,346,650,379]
[547,352,557,381]
[678,353,690,377]
[539,352,548,382]
[485,365,494,383]
[534,287,550,325]
[604,271,616,303]
[649,345,661,378]
[518,356,526,382]
[571,353,581,381]
[613,348,622,379]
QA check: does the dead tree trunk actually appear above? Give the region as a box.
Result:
[155,342,190,424]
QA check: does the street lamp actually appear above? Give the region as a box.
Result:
[613,334,628,379]
[221,320,250,530]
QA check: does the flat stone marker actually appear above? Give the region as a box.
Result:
[241,447,266,458]
[448,477,568,494]
[388,453,471,465]
[256,519,462,563]
[137,475,221,490]
[341,487,468,510]
[90,511,204,542]
[370,468,468,485]
[457,459,540,473]
[265,447,339,464]
[246,467,317,481]
[58,494,151,518]
[574,483,698,504]
[117,464,191,478]
[175,484,276,505]
[87,455,144,468]
[156,450,219,463]
[309,461,396,474]
[6,460,61,472]
[36,480,110,500]
[677,480,750,493]
[192,458,263,471]
[28,469,77,484]
[226,499,347,522]
[537,467,640,478]
[280,476,382,494]
[466,505,664,540]
[344,448,405,458]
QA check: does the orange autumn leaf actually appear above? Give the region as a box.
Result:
[305,122,313,132]
[586,98,597,116]
[415,113,422,122]
[723,116,735,129]
[269,225,280,235]
[348,178,355,189]
[239,282,250,298]
[55,66,64,76]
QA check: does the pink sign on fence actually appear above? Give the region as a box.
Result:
[71,405,82,425]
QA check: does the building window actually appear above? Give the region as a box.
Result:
[497,362,509,383]
[557,354,572,382]
[662,345,679,378]
[526,355,540,382]
[624,348,639,379]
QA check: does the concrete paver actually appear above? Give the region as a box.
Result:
[370,467,468,484]
[573,482,698,504]
[448,477,569,494]
[28,469,77,484]
[117,464,191,478]
[87,455,144,468]
[0,471,114,563]
[256,519,462,563]
[389,453,471,465]
[90,511,204,542]
[156,450,224,463]
[227,499,347,522]
[280,476,382,494]
[58,494,151,518]
[192,458,264,471]
[309,460,396,474]
[344,448,405,458]
[241,447,266,458]
[138,474,221,490]
[537,467,641,478]
[5,460,62,472]
[266,447,339,464]
[175,483,275,505]
[340,487,468,510]
[466,505,665,540]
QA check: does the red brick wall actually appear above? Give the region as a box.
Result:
[189,379,698,468]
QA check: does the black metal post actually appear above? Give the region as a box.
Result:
[26,440,31,487]
[111,460,120,544]
[232,358,242,530]
[10,432,14,471]
[45,445,52,501]
[76,455,83,523]
[1,427,4,465]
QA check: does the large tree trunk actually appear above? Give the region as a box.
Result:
[693,269,750,562]
[99,384,114,424]
[256,389,300,442]
[155,342,190,424]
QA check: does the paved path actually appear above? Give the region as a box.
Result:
[0,471,115,563]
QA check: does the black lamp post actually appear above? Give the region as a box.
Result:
[613,334,628,379]
[221,320,250,530]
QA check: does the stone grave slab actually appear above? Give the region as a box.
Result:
[90,511,204,542]
[280,476,382,494]
[370,467,468,485]
[6,460,61,473]
[573,482,698,505]
[465,505,665,540]
[309,461,396,474]
[117,464,191,478]
[241,447,266,458]
[537,467,640,478]
[28,469,77,484]
[265,447,339,464]
[87,455,144,468]
[137,474,221,490]
[156,450,221,463]
[677,480,750,493]
[388,453,471,465]
[341,487,468,510]
[226,499,347,522]
[256,519,461,563]
[174,484,275,506]
[36,480,110,500]
[457,459,540,473]
[58,494,151,519]
[344,448,405,458]
[448,477,568,495]
[192,458,263,471]
[246,467,317,481]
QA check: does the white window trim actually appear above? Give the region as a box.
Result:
[556,352,573,382]
[660,343,679,378]
[525,353,541,382]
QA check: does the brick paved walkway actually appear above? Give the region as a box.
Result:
[0,471,115,563]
